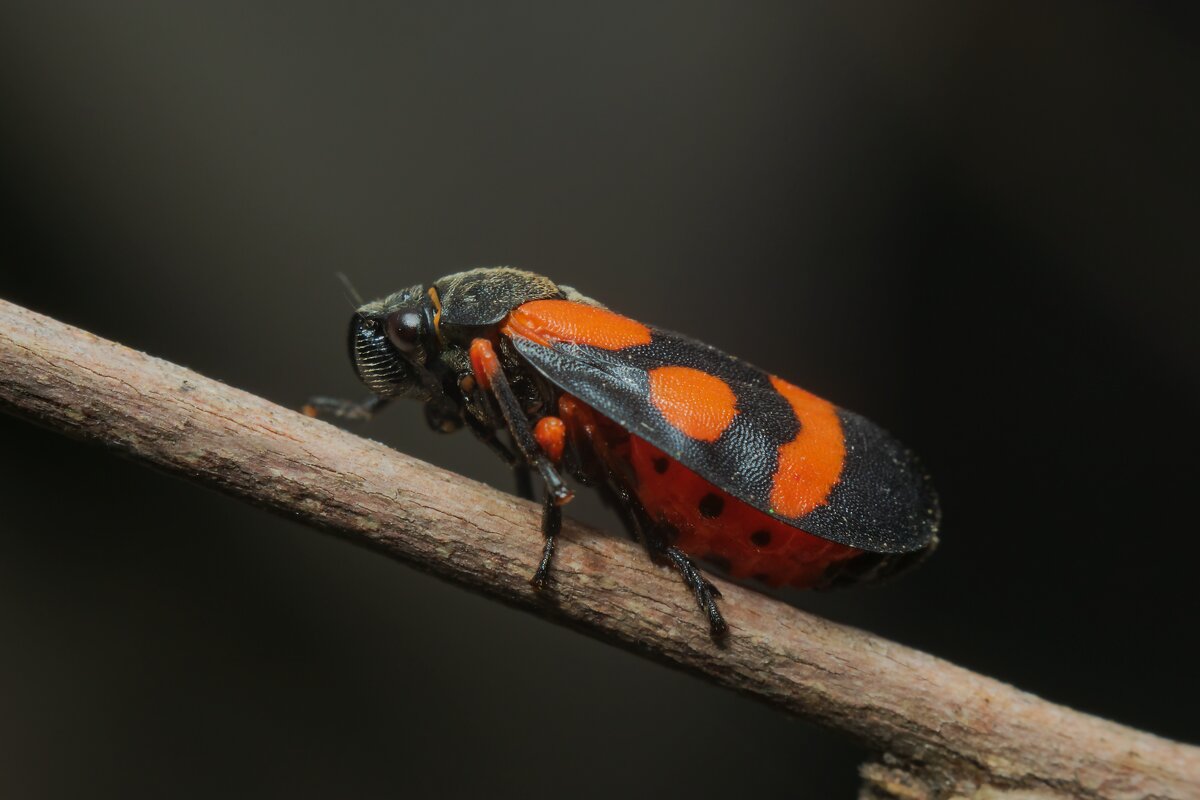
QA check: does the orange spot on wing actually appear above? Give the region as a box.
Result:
[648,366,738,442]
[502,299,652,350]
[768,376,845,518]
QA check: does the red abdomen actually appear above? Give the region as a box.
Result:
[626,437,861,587]
[560,395,861,588]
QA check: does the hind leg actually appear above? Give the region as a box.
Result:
[559,396,727,637]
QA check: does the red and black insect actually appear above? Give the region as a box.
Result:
[307,268,939,635]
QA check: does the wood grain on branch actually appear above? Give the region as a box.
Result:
[1,296,1196,800]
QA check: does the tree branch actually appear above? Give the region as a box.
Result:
[1,296,1196,800]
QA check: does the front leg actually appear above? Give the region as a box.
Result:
[468,338,572,505]
[459,382,536,502]
[468,338,573,588]
[303,394,390,421]
[463,411,520,466]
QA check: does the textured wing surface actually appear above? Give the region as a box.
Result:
[509,324,938,553]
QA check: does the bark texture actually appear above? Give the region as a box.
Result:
[1,297,1197,799]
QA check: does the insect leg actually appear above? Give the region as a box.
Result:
[470,338,573,589]
[623,490,728,636]
[303,394,390,421]
[459,368,537,500]
[626,500,727,637]
[558,397,727,636]
[656,542,727,637]
[463,411,523,467]
[514,466,535,501]
[469,338,572,505]
[530,494,561,589]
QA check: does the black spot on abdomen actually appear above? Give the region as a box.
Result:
[750,530,772,547]
[698,493,724,518]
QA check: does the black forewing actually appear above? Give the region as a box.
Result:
[509,327,939,554]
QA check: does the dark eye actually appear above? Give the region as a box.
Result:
[385,311,424,354]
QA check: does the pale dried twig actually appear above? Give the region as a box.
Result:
[1,297,1197,800]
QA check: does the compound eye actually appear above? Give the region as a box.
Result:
[385,310,424,354]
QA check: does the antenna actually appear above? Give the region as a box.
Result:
[335,272,365,308]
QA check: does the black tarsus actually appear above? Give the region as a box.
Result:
[631,503,728,638]
[659,543,727,637]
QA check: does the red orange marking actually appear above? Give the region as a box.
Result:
[502,300,652,350]
[534,416,566,464]
[468,337,500,391]
[648,366,738,442]
[768,376,844,518]
[555,397,862,588]
[427,286,446,345]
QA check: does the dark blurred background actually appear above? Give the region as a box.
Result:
[2,3,1198,798]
